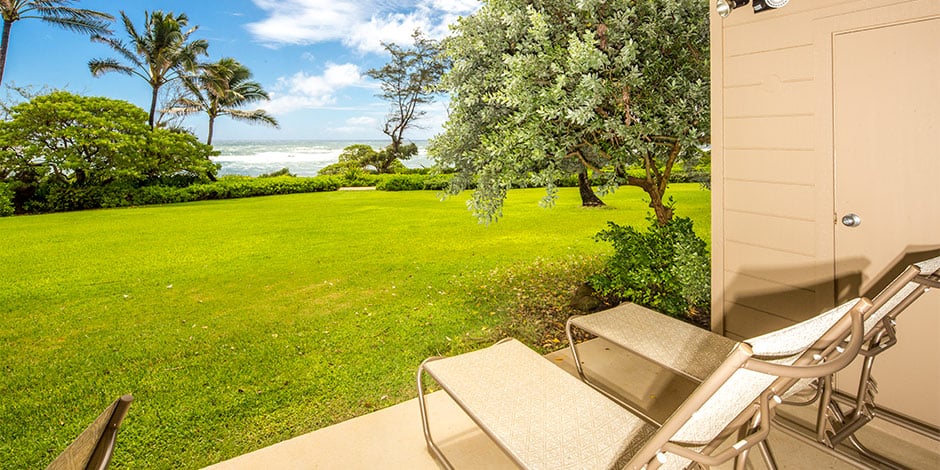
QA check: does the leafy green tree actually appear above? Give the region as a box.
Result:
[0,91,216,211]
[171,57,278,146]
[88,10,209,129]
[431,0,709,224]
[0,0,112,85]
[367,30,446,173]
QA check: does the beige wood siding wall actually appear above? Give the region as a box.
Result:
[710,0,935,339]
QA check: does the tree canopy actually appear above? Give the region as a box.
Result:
[0,0,113,86]
[367,29,446,173]
[0,91,216,212]
[430,0,709,224]
[171,57,278,146]
[88,10,209,129]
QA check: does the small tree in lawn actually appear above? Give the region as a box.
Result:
[367,29,446,173]
[430,0,709,224]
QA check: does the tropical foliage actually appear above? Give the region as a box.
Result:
[591,215,711,323]
[431,0,710,224]
[0,0,112,85]
[88,10,208,128]
[171,57,278,145]
[0,91,216,212]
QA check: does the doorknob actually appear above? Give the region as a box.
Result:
[841,213,862,227]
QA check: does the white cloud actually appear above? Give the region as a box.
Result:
[247,0,481,53]
[347,116,378,126]
[266,63,362,114]
[328,115,382,135]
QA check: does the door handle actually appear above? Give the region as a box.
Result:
[841,213,862,227]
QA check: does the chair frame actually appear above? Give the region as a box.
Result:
[567,255,939,469]
[46,394,133,470]
[770,260,940,469]
[417,299,870,469]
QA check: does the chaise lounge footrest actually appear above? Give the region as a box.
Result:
[419,338,656,469]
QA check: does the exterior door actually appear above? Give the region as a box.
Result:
[833,17,940,425]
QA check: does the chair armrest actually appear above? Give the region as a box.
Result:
[744,298,871,378]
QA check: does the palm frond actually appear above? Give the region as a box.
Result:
[225,109,280,128]
[88,58,135,77]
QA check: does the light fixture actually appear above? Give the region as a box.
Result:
[753,0,790,13]
[716,0,750,18]
[717,0,790,18]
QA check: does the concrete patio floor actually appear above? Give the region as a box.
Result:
[206,339,940,469]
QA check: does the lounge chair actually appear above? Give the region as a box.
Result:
[772,255,940,468]
[567,254,940,468]
[417,296,871,469]
[45,394,133,470]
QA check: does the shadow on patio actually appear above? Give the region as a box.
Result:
[205,337,939,469]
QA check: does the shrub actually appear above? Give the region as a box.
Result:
[0,91,217,213]
[336,167,380,187]
[375,174,453,191]
[259,168,295,178]
[0,182,13,216]
[590,215,710,324]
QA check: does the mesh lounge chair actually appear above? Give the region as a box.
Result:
[567,254,940,469]
[45,395,133,470]
[417,297,871,469]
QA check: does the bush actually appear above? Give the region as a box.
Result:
[0,91,217,213]
[590,215,710,324]
[374,174,453,191]
[259,168,295,178]
[0,182,13,216]
[335,167,380,187]
[14,176,344,211]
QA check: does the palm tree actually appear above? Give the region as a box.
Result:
[0,0,113,86]
[172,58,278,146]
[88,10,208,129]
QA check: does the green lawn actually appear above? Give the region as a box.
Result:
[0,185,709,468]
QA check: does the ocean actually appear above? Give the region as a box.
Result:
[211,140,435,177]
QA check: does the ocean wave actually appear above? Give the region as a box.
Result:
[209,140,432,177]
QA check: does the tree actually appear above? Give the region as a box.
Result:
[367,29,446,173]
[88,10,208,129]
[318,143,410,176]
[0,91,216,211]
[430,0,710,224]
[0,0,112,86]
[171,57,278,146]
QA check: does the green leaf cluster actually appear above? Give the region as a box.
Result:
[0,91,217,213]
[431,0,710,223]
[590,215,710,322]
[318,143,417,176]
[0,182,13,216]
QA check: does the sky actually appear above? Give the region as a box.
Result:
[6,0,481,142]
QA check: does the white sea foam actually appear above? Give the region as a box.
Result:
[210,140,433,177]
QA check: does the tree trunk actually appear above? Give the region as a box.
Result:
[577,170,605,207]
[0,19,13,87]
[148,85,160,129]
[626,174,674,225]
[206,115,215,146]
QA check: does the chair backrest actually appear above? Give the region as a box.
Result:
[864,254,940,336]
[46,395,133,470]
[626,297,871,469]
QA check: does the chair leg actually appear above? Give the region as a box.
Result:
[757,439,778,470]
[416,359,455,470]
[565,317,588,381]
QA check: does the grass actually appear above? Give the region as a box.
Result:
[0,185,709,468]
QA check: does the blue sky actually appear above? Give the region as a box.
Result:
[6,0,480,142]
